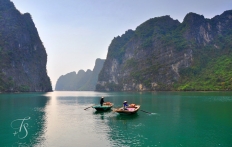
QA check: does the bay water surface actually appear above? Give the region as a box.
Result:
[0,91,232,147]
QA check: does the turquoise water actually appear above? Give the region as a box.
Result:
[0,91,232,146]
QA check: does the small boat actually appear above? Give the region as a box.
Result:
[114,105,140,115]
[92,102,113,111]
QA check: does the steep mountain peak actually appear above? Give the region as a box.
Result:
[65,71,76,76]
[55,59,105,91]
[220,10,232,17]
[22,12,32,19]
[183,12,206,25]
[96,58,105,63]
[77,70,85,75]
[96,10,232,92]
[86,69,92,73]
[140,15,179,25]
[0,0,52,92]
[95,58,105,67]
[136,15,180,32]
[182,9,232,44]
[212,9,232,21]
[0,0,15,11]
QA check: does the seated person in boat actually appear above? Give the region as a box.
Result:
[123,101,128,110]
[100,97,104,106]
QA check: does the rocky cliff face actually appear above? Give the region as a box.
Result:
[55,58,105,91]
[0,0,52,92]
[96,10,232,91]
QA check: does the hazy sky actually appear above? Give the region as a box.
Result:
[10,0,232,89]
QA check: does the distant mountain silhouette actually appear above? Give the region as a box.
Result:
[55,58,105,91]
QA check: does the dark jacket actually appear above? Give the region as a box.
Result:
[100,98,104,106]
[123,103,128,110]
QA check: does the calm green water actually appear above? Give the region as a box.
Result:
[0,91,232,147]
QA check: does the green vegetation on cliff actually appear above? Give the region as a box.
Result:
[174,18,232,91]
[96,10,232,91]
[108,30,135,63]
[0,0,52,92]
[176,54,232,91]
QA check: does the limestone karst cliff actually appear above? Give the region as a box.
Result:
[0,0,52,92]
[55,58,105,91]
[96,10,232,91]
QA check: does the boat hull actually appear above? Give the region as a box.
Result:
[116,111,138,115]
[92,104,113,111]
[114,105,140,115]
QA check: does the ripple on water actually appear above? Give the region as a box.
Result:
[33,107,45,112]
[206,96,232,102]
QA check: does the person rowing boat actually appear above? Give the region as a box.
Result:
[100,97,104,106]
[123,101,128,110]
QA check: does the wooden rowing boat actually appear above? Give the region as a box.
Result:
[92,103,113,111]
[114,105,140,115]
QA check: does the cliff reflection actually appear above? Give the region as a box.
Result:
[0,93,50,146]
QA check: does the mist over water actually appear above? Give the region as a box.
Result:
[0,91,232,146]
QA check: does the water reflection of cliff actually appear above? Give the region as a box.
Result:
[0,93,50,146]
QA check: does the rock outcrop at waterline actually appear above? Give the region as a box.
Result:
[96,10,232,91]
[55,58,105,91]
[0,0,52,92]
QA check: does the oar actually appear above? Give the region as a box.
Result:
[112,108,119,112]
[140,109,152,114]
[84,105,94,110]
[112,106,121,112]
